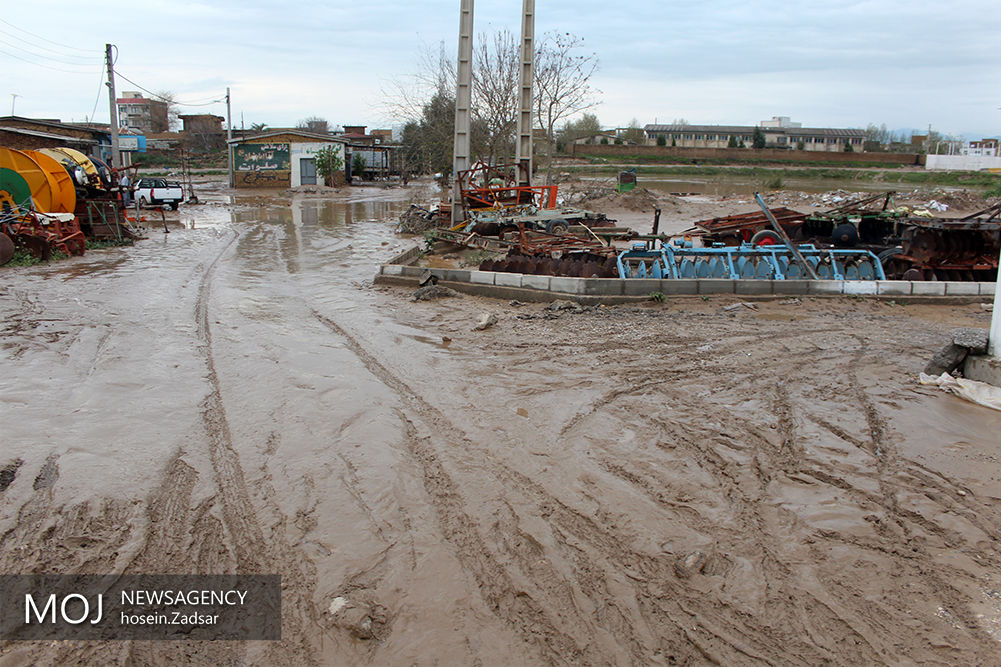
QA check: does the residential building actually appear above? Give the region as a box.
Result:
[117,92,169,134]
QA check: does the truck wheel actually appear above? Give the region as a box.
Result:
[139,196,149,209]
[546,219,569,235]
[170,202,179,211]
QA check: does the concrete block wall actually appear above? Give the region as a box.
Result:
[377,263,996,300]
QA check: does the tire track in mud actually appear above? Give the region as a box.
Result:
[313,309,599,664]
[561,369,893,663]
[190,227,320,665]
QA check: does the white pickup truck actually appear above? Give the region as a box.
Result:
[133,178,184,210]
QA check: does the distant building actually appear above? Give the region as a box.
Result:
[570,131,618,145]
[962,138,999,157]
[116,92,168,134]
[179,114,224,134]
[644,117,864,152]
[179,114,226,151]
[759,116,802,129]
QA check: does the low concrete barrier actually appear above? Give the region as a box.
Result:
[376,262,996,302]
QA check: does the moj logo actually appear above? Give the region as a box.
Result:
[24,592,104,625]
[2,574,281,640]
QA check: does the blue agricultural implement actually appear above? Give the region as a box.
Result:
[616,241,886,281]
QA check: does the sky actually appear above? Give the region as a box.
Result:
[4,0,1000,139]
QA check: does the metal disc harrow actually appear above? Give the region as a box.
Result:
[617,242,886,281]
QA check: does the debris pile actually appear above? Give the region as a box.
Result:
[398,204,439,235]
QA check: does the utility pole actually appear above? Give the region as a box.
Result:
[105,44,121,169]
[451,0,473,224]
[10,93,20,116]
[515,0,534,187]
[226,87,233,188]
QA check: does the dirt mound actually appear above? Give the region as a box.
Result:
[585,187,663,212]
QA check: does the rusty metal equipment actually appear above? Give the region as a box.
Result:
[882,202,1000,281]
[684,206,807,245]
[1,209,86,260]
[456,161,555,212]
[0,147,87,261]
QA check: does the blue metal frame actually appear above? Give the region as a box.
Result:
[617,242,886,280]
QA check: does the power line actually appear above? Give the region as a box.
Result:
[0,26,101,65]
[0,18,102,57]
[115,71,224,107]
[0,45,96,74]
[89,67,105,124]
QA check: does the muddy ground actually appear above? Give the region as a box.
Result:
[1,180,1000,665]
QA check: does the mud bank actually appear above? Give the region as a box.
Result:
[1,181,1000,665]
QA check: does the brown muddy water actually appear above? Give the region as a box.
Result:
[1,181,1000,665]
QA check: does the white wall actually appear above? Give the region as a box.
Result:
[925,154,1001,171]
[290,142,344,186]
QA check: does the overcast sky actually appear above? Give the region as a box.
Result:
[4,0,999,138]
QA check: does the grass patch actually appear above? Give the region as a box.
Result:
[579,153,912,169]
[4,249,69,267]
[563,164,1001,189]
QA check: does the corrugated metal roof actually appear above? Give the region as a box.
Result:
[228,130,349,145]
[0,126,95,144]
[644,124,864,138]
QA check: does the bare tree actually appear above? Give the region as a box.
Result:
[156,90,180,131]
[381,40,455,127]
[296,116,330,134]
[472,29,519,164]
[534,32,600,184]
[384,41,457,177]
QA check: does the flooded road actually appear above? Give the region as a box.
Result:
[2,183,1000,664]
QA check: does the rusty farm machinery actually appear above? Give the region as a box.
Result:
[1,146,143,265]
[682,192,999,282]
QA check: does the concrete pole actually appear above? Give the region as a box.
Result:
[515,0,534,186]
[105,44,121,169]
[990,248,1001,357]
[226,87,234,188]
[451,0,473,224]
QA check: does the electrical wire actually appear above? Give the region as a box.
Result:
[0,45,96,74]
[0,18,102,57]
[115,71,224,107]
[89,67,105,124]
[0,26,101,65]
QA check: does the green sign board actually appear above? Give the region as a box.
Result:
[234,143,290,171]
